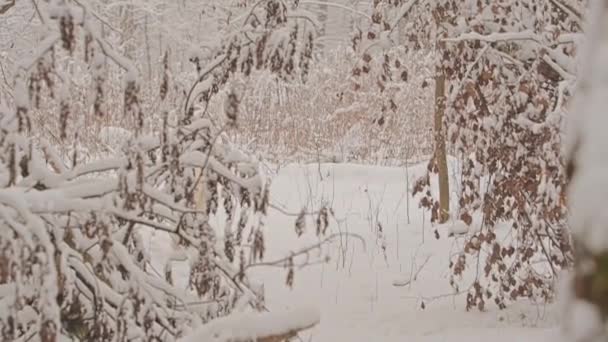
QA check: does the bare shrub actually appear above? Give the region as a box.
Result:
[231,47,434,165]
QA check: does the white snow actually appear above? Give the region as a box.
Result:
[447,220,470,236]
[564,299,604,342]
[99,126,132,148]
[148,161,562,341]
[178,307,320,342]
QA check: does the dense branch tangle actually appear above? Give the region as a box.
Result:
[0,0,320,341]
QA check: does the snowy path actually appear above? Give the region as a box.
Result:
[146,162,561,341]
[251,163,561,341]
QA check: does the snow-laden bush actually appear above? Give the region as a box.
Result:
[0,1,327,341]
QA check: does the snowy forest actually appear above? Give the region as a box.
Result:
[0,0,606,341]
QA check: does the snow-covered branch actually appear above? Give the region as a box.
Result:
[179,307,320,342]
[442,30,542,43]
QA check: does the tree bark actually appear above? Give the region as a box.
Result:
[434,69,450,223]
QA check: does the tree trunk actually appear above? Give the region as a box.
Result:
[434,69,449,223]
[120,2,136,59]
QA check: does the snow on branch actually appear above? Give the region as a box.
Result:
[442,30,541,43]
[300,1,371,21]
[548,0,583,21]
[390,0,424,33]
[443,28,578,89]
[179,307,320,342]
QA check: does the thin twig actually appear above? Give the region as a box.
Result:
[392,254,432,287]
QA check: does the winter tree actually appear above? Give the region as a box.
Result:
[438,0,582,311]
[354,0,583,310]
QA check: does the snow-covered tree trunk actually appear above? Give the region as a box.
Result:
[564,0,608,340]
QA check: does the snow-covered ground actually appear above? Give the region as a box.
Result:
[252,162,562,341]
[149,161,563,341]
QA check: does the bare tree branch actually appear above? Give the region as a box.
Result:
[0,0,15,15]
